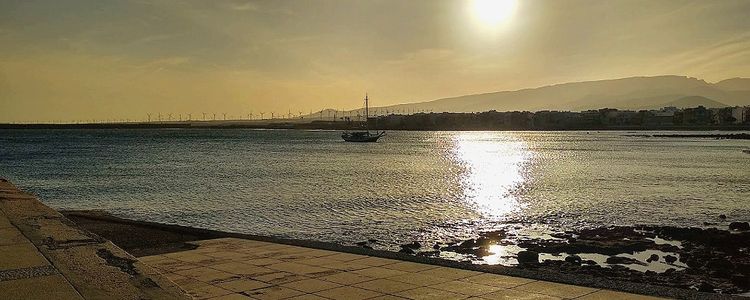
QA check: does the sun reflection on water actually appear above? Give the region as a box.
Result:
[452,132,532,218]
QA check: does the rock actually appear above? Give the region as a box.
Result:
[518,237,653,256]
[398,247,415,255]
[416,250,440,257]
[731,274,750,289]
[581,260,598,265]
[432,243,441,250]
[652,244,680,253]
[368,239,378,243]
[517,251,539,264]
[565,254,582,265]
[694,281,715,292]
[663,268,676,275]
[729,222,750,231]
[401,241,421,250]
[706,258,734,270]
[606,256,644,265]
[703,222,717,226]
[460,239,479,248]
[356,241,368,246]
[664,255,677,264]
[646,254,659,262]
[719,214,727,220]
[550,232,572,239]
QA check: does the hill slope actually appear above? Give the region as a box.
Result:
[370,76,749,113]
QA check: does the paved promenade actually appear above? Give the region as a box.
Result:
[0,179,188,300]
[142,238,665,300]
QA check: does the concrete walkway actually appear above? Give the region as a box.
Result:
[0,207,83,299]
[0,179,188,300]
[142,238,666,300]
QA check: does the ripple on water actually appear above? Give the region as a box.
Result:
[0,129,748,257]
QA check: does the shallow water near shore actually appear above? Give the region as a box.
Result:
[1,129,749,267]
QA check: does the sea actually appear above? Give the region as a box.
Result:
[1,129,748,259]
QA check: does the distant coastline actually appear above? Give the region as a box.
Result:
[1,122,749,132]
[2,105,749,132]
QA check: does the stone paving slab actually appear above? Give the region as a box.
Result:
[142,238,668,300]
[0,274,84,300]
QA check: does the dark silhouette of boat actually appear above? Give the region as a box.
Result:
[342,130,386,142]
[342,94,385,142]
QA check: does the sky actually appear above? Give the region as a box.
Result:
[1,0,749,123]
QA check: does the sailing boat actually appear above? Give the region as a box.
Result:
[342,94,386,142]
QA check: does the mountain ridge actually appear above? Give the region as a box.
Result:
[367,75,749,114]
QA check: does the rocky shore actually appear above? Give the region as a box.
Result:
[642,133,750,139]
[65,209,750,298]
[387,221,750,295]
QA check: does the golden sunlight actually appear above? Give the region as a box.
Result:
[452,132,529,217]
[471,0,518,27]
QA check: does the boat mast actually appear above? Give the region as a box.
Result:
[365,93,369,132]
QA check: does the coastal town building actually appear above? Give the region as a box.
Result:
[368,105,750,130]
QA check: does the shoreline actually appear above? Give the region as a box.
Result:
[63,210,747,299]
[2,122,750,132]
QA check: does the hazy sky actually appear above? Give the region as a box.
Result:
[1,0,749,122]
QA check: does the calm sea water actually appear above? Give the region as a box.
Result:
[1,129,748,251]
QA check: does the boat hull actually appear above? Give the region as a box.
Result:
[342,131,385,142]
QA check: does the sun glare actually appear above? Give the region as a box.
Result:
[472,0,518,26]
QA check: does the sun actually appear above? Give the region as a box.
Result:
[472,0,518,26]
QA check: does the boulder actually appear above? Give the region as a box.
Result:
[401,241,421,250]
[729,222,750,231]
[646,254,659,262]
[565,254,582,265]
[695,281,715,292]
[581,260,598,266]
[731,274,750,289]
[398,247,415,255]
[606,256,643,265]
[517,251,539,264]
